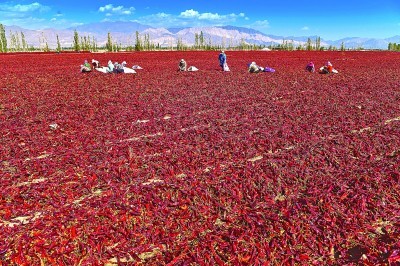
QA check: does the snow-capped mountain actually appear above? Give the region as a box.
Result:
[1,22,395,50]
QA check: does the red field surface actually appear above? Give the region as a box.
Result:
[0,51,399,265]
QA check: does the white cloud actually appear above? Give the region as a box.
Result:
[99,4,112,12]
[98,4,134,16]
[2,2,50,13]
[127,9,247,28]
[179,9,246,22]
[180,9,199,18]
[0,2,52,29]
[198,12,222,20]
[0,2,50,18]
[301,26,310,31]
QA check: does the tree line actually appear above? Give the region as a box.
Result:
[267,37,348,51]
[388,42,400,51]
[0,23,374,53]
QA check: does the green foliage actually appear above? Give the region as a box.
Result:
[106,32,113,52]
[21,32,28,51]
[73,30,80,51]
[388,42,400,51]
[306,38,313,51]
[92,36,98,52]
[56,35,61,52]
[9,31,20,51]
[340,41,346,51]
[199,31,204,49]
[135,31,142,51]
[0,24,7,52]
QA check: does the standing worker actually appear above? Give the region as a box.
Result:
[218,51,229,71]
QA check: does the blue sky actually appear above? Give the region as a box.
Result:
[0,0,399,40]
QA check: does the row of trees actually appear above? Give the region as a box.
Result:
[72,30,100,52]
[388,42,400,51]
[0,24,377,53]
[271,37,348,51]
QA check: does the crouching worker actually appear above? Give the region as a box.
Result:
[80,60,92,73]
[92,59,100,69]
[106,60,114,73]
[306,62,315,72]
[113,62,125,73]
[178,59,187,71]
[319,61,338,74]
[248,62,264,73]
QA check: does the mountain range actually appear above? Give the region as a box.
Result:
[3,21,399,50]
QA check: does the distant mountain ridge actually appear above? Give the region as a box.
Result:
[2,21,397,50]
[69,21,153,35]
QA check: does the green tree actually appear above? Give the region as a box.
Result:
[56,34,61,52]
[9,31,16,51]
[306,38,312,51]
[92,36,97,52]
[106,32,113,52]
[82,35,91,51]
[143,33,150,50]
[316,36,321,50]
[207,36,212,50]
[340,41,345,51]
[0,24,7,52]
[40,32,49,52]
[21,32,27,51]
[135,31,142,51]
[73,30,80,51]
[176,37,183,50]
[199,31,204,49]
[388,42,399,51]
[287,40,294,51]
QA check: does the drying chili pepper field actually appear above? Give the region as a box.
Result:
[0,51,399,265]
